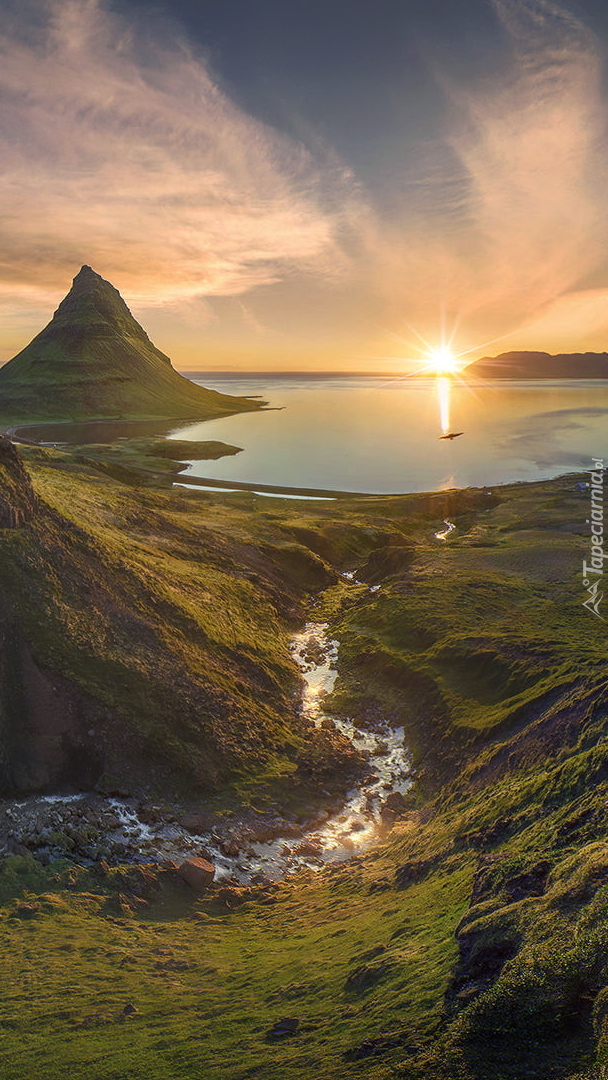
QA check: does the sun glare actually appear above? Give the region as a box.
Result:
[428,346,459,375]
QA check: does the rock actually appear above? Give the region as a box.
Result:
[381,791,408,816]
[15,902,38,919]
[470,854,508,904]
[503,860,552,902]
[10,842,30,857]
[294,840,323,858]
[177,857,215,892]
[179,812,214,834]
[121,1002,138,1020]
[462,817,512,849]
[217,887,247,907]
[268,1017,299,1038]
[249,872,272,886]
[220,840,241,857]
[136,805,163,825]
[0,438,39,527]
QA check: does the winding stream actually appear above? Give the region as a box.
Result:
[435,519,456,541]
[0,622,411,883]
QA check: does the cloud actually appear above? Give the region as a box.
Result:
[512,287,608,349]
[1,0,607,367]
[374,0,608,357]
[0,0,365,314]
[455,0,607,315]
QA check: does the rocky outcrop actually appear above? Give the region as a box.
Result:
[358,543,416,584]
[0,438,38,527]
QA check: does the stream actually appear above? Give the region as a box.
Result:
[0,621,411,883]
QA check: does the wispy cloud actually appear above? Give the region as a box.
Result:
[0,0,364,315]
[456,0,607,317]
[1,0,607,367]
[376,0,608,355]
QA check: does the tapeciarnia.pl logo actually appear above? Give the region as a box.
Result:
[582,459,605,620]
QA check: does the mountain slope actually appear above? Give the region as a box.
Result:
[0,267,259,422]
[0,438,343,798]
[468,350,608,378]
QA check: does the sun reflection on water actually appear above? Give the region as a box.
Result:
[437,375,451,434]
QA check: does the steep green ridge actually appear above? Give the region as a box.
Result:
[0,454,607,1077]
[0,267,260,422]
[0,440,337,797]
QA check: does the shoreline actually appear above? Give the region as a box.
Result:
[5,419,589,502]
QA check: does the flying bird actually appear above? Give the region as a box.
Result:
[438,432,464,440]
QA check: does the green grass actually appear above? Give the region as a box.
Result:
[0,856,472,1080]
[0,451,607,1077]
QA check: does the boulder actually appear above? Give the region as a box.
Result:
[380,791,408,820]
[268,1017,299,1038]
[177,856,215,892]
[220,839,241,857]
[15,902,38,919]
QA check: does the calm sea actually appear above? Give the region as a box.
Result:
[167,373,608,494]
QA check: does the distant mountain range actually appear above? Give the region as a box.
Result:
[468,350,608,378]
[0,266,260,423]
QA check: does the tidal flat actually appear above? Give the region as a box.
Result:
[0,443,606,1079]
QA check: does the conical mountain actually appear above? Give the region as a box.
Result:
[0,266,259,422]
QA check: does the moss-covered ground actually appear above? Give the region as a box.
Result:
[0,453,606,1078]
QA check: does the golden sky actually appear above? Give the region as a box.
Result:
[1,0,608,371]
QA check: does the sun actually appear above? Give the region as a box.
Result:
[427,345,459,375]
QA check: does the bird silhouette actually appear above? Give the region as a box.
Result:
[438,432,464,441]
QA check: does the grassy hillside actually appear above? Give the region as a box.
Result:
[0,442,338,798]
[0,451,606,1077]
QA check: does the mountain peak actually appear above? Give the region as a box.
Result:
[51,265,144,338]
[0,268,260,423]
[72,265,104,287]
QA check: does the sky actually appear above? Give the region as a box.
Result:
[2,0,608,371]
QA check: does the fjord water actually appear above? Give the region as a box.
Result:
[172,374,608,493]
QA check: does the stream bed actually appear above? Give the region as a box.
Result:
[0,622,411,883]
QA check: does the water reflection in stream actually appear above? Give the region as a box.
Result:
[0,623,411,882]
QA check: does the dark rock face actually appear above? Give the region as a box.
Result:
[359,544,416,584]
[448,926,520,1006]
[0,631,106,794]
[503,860,552,903]
[0,438,38,527]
